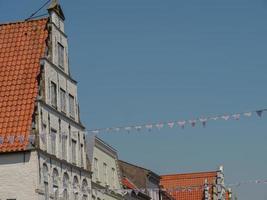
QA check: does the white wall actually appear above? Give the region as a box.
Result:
[0,151,38,200]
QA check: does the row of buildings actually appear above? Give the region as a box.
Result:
[0,1,232,200]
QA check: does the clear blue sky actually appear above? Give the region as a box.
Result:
[1,0,267,199]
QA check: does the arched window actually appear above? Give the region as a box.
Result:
[82,179,88,200]
[43,164,49,200]
[63,173,69,200]
[52,169,59,200]
[73,176,79,200]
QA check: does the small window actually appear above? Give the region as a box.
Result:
[94,158,99,180]
[43,164,49,200]
[51,129,57,155]
[58,42,65,69]
[73,176,79,200]
[69,94,75,118]
[81,144,84,167]
[72,139,77,164]
[52,169,59,200]
[60,88,66,113]
[111,168,115,188]
[62,133,68,160]
[103,163,108,185]
[51,82,57,108]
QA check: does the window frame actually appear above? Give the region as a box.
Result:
[60,88,66,113]
[69,94,75,119]
[72,139,77,165]
[58,42,65,69]
[51,81,57,108]
[51,129,57,155]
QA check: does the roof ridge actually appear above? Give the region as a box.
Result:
[161,171,218,178]
[0,17,49,27]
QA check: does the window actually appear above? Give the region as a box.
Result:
[69,94,75,118]
[43,164,49,200]
[94,158,99,180]
[111,168,115,188]
[62,133,67,160]
[72,139,77,164]
[82,179,88,193]
[60,88,66,113]
[58,42,64,69]
[51,129,57,155]
[103,163,108,185]
[42,124,47,149]
[73,176,79,200]
[52,169,59,200]
[81,144,84,167]
[51,82,57,108]
[63,173,69,200]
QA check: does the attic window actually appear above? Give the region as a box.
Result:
[58,42,64,69]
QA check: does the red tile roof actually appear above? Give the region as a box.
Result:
[122,177,138,189]
[160,171,217,200]
[0,18,48,152]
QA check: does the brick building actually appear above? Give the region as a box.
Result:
[0,1,92,199]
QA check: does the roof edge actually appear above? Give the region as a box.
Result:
[0,17,49,27]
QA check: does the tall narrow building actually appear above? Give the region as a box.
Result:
[0,1,92,200]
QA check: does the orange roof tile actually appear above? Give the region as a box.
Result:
[122,177,138,190]
[0,18,48,152]
[160,171,217,200]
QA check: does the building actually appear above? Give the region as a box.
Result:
[119,160,173,200]
[160,166,232,200]
[91,136,124,200]
[0,1,92,199]
[121,173,151,200]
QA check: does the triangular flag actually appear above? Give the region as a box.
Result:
[199,118,207,127]
[156,123,164,130]
[167,122,175,128]
[243,112,252,117]
[145,124,153,131]
[17,135,25,143]
[256,110,263,117]
[189,120,196,127]
[221,115,230,120]
[210,116,219,121]
[28,135,36,143]
[92,130,100,134]
[177,121,186,129]
[8,135,15,144]
[0,136,4,145]
[115,127,120,132]
[125,127,132,133]
[232,114,240,120]
[135,126,142,131]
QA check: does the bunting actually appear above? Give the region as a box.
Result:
[86,108,266,135]
[78,178,267,195]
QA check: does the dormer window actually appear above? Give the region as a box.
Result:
[58,42,64,69]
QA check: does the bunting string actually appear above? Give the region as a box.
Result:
[86,108,267,135]
[0,108,266,145]
[78,178,267,195]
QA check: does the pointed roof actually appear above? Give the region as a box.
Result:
[0,18,48,152]
[47,0,65,20]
